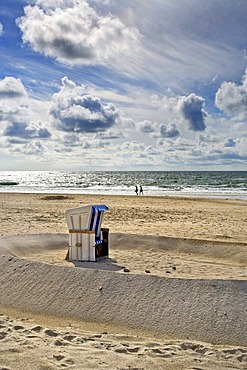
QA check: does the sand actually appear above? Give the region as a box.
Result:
[0,192,247,369]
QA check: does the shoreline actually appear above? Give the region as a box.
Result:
[0,188,246,200]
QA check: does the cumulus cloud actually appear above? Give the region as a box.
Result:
[0,76,49,140]
[159,123,180,138]
[0,76,27,100]
[178,93,207,131]
[152,93,207,132]
[50,77,120,133]
[0,77,30,127]
[215,69,247,119]
[24,141,46,155]
[17,0,140,66]
[137,119,180,139]
[224,138,237,147]
[199,134,218,143]
[0,23,3,36]
[62,133,82,147]
[137,120,156,133]
[4,121,51,139]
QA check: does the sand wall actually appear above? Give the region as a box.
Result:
[0,253,246,346]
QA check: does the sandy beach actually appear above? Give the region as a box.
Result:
[0,192,247,369]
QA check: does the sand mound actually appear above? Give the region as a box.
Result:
[0,233,247,346]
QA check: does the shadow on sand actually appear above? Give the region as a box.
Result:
[70,257,124,272]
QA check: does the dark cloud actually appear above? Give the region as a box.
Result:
[4,121,51,139]
[51,37,94,60]
[179,93,206,131]
[224,138,237,148]
[220,152,247,160]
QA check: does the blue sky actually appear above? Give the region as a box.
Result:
[0,0,246,171]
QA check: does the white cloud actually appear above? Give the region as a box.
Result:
[136,120,156,133]
[0,77,30,127]
[113,141,162,167]
[159,123,180,138]
[91,0,247,89]
[157,135,247,167]
[14,0,247,100]
[50,77,120,133]
[215,69,247,120]
[152,92,207,132]
[0,76,27,100]
[0,76,53,146]
[23,141,46,155]
[94,129,124,140]
[0,23,3,36]
[136,120,180,139]
[17,0,140,66]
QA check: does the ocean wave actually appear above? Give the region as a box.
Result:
[0,171,246,199]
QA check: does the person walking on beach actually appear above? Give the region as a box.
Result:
[139,185,144,195]
[135,185,138,195]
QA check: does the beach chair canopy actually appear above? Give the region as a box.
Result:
[65,204,108,238]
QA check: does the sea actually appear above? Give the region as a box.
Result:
[0,171,246,199]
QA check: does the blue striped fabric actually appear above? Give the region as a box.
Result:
[94,211,102,237]
[89,205,108,237]
[89,206,96,231]
[92,205,108,211]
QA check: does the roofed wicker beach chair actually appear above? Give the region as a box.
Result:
[65,204,109,262]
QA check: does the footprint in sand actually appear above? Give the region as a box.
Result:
[13,325,24,331]
[63,334,77,341]
[52,354,75,367]
[126,346,140,353]
[0,332,8,340]
[115,347,128,354]
[44,329,59,337]
[144,347,174,358]
[53,355,65,361]
[31,325,43,333]
[54,339,67,346]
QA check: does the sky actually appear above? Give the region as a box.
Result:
[0,0,247,171]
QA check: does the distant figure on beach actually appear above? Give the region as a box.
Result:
[139,185,144,195]
[135,185,138,195]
